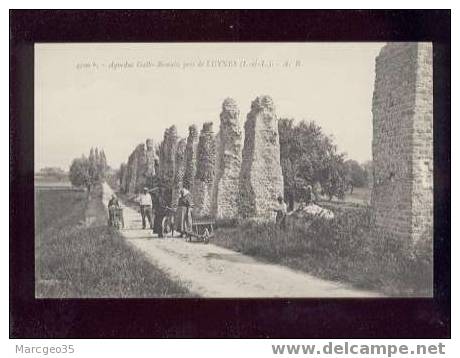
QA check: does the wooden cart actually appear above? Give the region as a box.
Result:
[161,206,176,238]
[108,207,125,229]
[185,218,215,243]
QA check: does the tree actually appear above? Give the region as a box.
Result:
[98,149,108,180]
[344,159,367,193]
[69,147,109,192]
[279,119,348,203]
[69,156,92,191]
[88,147,99,183]
[362,160,373,189]
[319,151,347,200]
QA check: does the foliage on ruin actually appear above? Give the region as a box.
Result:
[195,122,216,184]
[159,126,178,188]
[183,124,198,190]
[278,119,348,204]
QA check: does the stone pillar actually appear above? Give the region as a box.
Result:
[144,138,159,188]
[172,138,187,208]
[125,144,144,194]
[239,95,284,221]
[371,42,433,244]
[145,138,157,176]
[159,126,178,205]
[119,163,127,191]
[134,143,147,192]
[125,153,134,193]
[212,98,243,219]
[183,125,199,192]
[193,122,216,218]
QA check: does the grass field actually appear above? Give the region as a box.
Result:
[35,176,72,187]
[213,205,432,297]
[35,185,191,298]
[317,187,371,206]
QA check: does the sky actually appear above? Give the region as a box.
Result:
[35,42,385,171]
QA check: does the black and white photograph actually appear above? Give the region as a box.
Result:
[34,41,433,298]
[9,9,450,340]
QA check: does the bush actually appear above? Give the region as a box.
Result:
[213,206,433,296]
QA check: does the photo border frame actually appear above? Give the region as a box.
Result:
[9,9,451,338]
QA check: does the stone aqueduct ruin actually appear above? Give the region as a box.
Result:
[121,95,281,222]
[371,42,433,244]
[120,42,433,242]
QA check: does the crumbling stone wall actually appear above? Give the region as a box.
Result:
[239,95,284,221]
[118,163,126,188]
[120,160,128,193]
[124,149,134,193]
[172,138,187,208]
[143,138,159,188]
[211,130,221,216]
[134,143,147,191]
[120,163,128,192]
[371,42,433,244]
[122,143,145,194]
[159,126,178,204]
[121,140,159,194]
[183,125,199,192]
[193,122,216,217]
[145,139,157,176]
[211,98,243,219]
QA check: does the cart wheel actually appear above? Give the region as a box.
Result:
[161,217,171,237]
[203,228,210,244]
[170,217,175,237]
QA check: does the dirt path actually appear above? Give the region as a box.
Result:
[103,183,381,298]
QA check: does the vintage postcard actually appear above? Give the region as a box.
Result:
[34,42,433,299]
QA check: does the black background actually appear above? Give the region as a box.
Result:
[10,10,451,338]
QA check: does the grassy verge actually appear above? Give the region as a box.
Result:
[213,206,432,297]
[35,185,191,298]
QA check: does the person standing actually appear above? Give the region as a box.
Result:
[305,185,314,206]
[152,187,167,238]
[273,195,287,229]
[107,194,120,226]
[176,188,192,237]
[138,187,153,229]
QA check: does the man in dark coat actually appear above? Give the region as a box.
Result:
[108,194,120,226]
[152,187,167,238]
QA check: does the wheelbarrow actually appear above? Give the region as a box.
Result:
[108,206,125,229]
[185,218,215,244]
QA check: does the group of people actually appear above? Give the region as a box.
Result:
[273,185,315,229]
[109,182,316,233]
[107,185,193,238]
[135,186,193,238]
